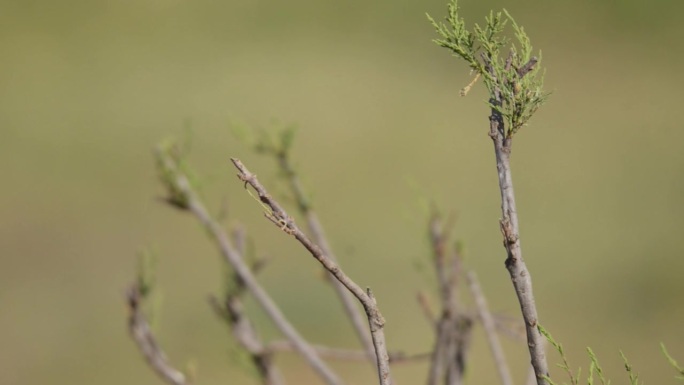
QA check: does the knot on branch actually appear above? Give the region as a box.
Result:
[266,213,296,235]
[367,310,386,332]
[235,168,257,189]
[365,288,386,331]
[232,158,297,235]
[499,217,518,247]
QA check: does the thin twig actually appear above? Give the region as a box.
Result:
[267,341,430,363]
[484,56,549,385]
[230,158,392,385]
[417,291,437,328]
[426,213,451,385]
[452,309,525,342]
[429,213,457,313]
[466,271,514,385]
[275,152,378,364]
[158,152,342,385]
[232,225,248,257]
[445,247,470,385]
[127,284,189,385]
[492,314,526,342]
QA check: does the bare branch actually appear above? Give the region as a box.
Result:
[126,284,189,385]
[426,213,471,385]
[274,151,377,364]
[466,271,514,385]
[230,158,392,385]
[388,352,432,364]
[157,151,343,385]
[445,318,472,385]
[429,213,457,311]
[427,319,448,385]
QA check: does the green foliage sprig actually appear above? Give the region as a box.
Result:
[662,343,684,381]
[619,351,642,385]
[134,249,163,330]
[539,325,663,385]
[155,136,199,210]
[538,324,580,385]
[428,0,549,137]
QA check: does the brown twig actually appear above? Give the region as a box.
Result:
[157,152,343,385]
[466,271,513,385]
[274,151,378,365]
[230,158,392,385]
[126,284,189,385]
[483,55,549,385]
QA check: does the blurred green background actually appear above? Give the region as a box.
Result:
[2,0,683,384]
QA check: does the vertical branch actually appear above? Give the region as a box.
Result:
[484,57,550,385]
[429,7,551,381]
[426,213,472,385]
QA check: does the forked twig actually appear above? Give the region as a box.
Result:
[230,158,392,385]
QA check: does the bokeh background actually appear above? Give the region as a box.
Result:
[2,0,683,384]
